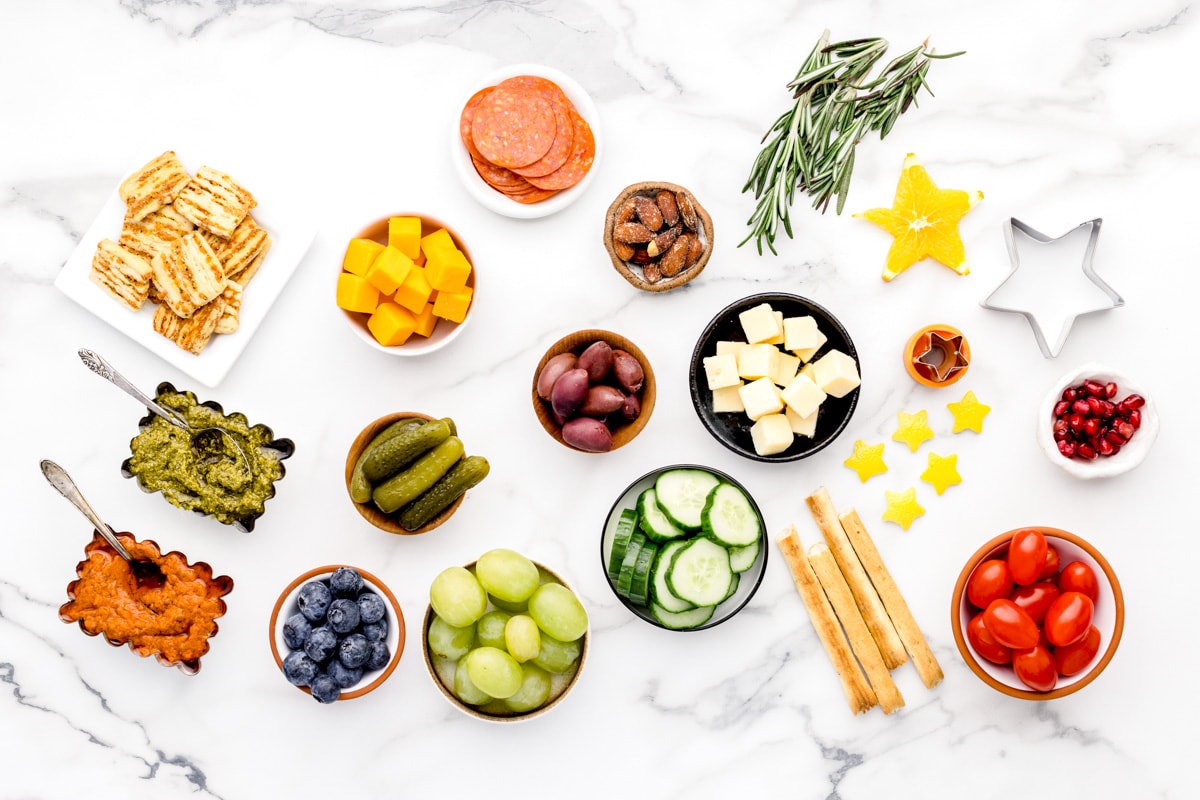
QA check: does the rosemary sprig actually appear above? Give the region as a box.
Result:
[740,31,964,255]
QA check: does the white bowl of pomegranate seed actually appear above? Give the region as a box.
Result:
[1038,363,1160,479]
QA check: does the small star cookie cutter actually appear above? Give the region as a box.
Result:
[980,218,1124,358]
[904,324,970,387]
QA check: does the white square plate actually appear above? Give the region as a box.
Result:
[55,152,316,387]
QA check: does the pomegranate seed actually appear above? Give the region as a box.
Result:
[1062,387,1078,402]
[1124,394,1145,410]
[1073,399,1091,416]
[1087,397,1103,415]
[1068,413,1085,430]
[1053,418,1069,433]
[1084,380,1106,397]
[1054,400,1070,416]
[1109,443,1121,456]
[1127,409,1142,429]
[1106,430,1126,446]
[1105,382,1118,398]
[1117,422,1136,439]
[1083,418,1100,437]
[1077,443,1098,460]
[1058,440,1076,458]
[1099,400,1116,418]
[1097,438,1115,456]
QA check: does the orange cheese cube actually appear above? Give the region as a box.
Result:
[432,285,473,323]
[336,272,381,314]
[426,247,472,293]
[342,238,384,277]
[365,246,414,295]
[367,302,417,346]
[420,228,456,257]
[414,250,426,267]
[388,217,422,260]
[413,302,439,337]
[393,265,433,313]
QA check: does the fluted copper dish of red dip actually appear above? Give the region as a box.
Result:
[59,532,233,674]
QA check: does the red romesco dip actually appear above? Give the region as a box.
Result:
[60,532,233,673]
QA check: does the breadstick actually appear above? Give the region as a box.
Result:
[806,487,908,670]
[776,527,877,715]
[840,508,944,689]
[808,542,905,714]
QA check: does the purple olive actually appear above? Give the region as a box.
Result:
[550,368,590,419]
[611,349,645,393]
[620,392,641,421]
[577,340,614,383]
[537,353,578,400]
[561,417,613,452]
[580,385,626,416]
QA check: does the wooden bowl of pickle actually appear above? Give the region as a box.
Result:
[603,181,713,292]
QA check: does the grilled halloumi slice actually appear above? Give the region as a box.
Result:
[118,151,192,222]
[153,299,225,355]
[89,239,152,310]
[173,165,257,238]
[203,214,269,279]
[150,231,226,318]
[214,279,243,335]
[119,204,195,261]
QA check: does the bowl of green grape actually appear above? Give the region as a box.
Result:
[422,548,589,722]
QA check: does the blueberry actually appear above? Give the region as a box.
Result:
[356,591,387,625]
[338,633,371,669]
[327,598,361,634]
[303,626,338,663]
[366,641,391,671]
[329,567,363,598]
[326,659,363,689]
[282,613,312,650]
[282,650,319,687]
[362,618,388,643]
[296,580,331,622]
[309,674,341,704]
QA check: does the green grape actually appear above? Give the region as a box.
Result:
[527,582,588,642]
[504,614,541,663]
[429,566,487,627]
[465,646,523,699]
[475,609,512,650]
[532,633,581,673]
[503,663,552,713]
[453,655,490,705]
[475,548,540,604]
[487,593,528,614]
[427,615,475,660]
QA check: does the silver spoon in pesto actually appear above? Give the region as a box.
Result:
[40,460,166,589]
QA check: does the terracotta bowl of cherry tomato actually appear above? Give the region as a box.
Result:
[951,526,1124,700]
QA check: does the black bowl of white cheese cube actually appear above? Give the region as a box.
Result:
[689,293,861,462]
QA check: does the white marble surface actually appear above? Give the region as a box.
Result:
[2,1,1197,798]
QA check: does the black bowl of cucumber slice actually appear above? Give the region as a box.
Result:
[600,464,767,631]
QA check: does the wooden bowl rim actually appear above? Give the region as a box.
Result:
[603,181,713,293]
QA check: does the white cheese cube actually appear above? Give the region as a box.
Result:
[810,350,861,398]
[711,382,745,413]
[750,413,794,456]
[738,302,781,344]
[739,377,784,420]
[769,349,801,387]
[760,311,786,345]
[737,343,777,380]
[785,405,819,438]
[799,362,816,381]
[780,373,827,419]
[791,329,828,362]
[715,340,746,358]
[783,315,820,351]
[703,353,741,390]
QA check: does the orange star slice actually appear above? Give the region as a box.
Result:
[920,452,962,495]
[882,488,925,530]
[892,409,935,452]
[947,390,991,434]
[844,440,888,483]
[855,153,983,282]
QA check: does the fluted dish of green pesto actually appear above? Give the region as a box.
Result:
[122,384,295,531]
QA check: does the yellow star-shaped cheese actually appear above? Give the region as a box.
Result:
[843,440,888,483]
[947,390,991,434]
[920,452,962,495]
[882,488,925,530]
[855,153,983,282]
[892,409,935,452]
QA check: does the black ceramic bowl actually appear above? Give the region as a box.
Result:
[689,293,860,462]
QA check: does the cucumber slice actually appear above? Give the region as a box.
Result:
[654,469,721,530]
[702,482,762,547]
[637,488,686,543]
[666,538,733,607]
[607,508,639,581]
[649,540,694,613]
[616,531,646,599]
[721,571,740,603]
[728,540,760,574]
[650,603,715,630]
[628,539,658,607]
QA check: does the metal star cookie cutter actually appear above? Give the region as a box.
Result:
[980,218,1124,358]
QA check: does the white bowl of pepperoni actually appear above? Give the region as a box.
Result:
[452,64,601,219]
[951,526,1124,700]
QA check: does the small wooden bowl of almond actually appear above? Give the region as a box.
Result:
[604,181,713,292]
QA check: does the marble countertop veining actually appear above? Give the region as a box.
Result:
[2,1,1198,798]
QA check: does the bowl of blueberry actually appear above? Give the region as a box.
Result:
[269,565,406,703]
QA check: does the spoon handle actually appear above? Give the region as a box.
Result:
[78,348,189,430]
[40,459,134,562]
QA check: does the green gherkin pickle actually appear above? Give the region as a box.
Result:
[398,455,490,530]
[349,418,424,503]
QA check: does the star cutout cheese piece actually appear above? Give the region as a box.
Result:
[882,488,925,530]
[844,440,888,483]
[855,153,983,282]
[921,452,962,495]
[892,409,935,452]
[947,390,991,434]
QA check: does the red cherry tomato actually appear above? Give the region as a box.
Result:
[1009,581,1060,625]
[966,559,1014,610]
[1053,625,1102,677]
[1013,644,1057,692]
[1058,561,1100,603]
[1044,591,1095,647]
[1008,529,1048,586]
[1038,545,1061,580]
[966,613,1013,665]
[982,599,1040,650]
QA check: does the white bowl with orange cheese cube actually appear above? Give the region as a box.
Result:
[336,214,476,355]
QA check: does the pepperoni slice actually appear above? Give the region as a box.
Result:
[459,87,494,162]
[471,155,527,189]
[525,109,594,191]
[470,86,557,169]
[512,91,575,178]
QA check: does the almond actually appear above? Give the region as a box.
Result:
[613,239,635,261]
[656,190,679,227]
[615,197,638,225]
[633,196,663,231]
[642,260,662,283]
[658,236,689,277]
[676,190,698,231]
[646,225,680,259]
[613,222,654,244]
